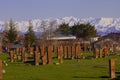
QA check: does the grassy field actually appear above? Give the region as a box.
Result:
[0,52,120,80]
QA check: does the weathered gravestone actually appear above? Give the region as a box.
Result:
[10,51,14,62]
[75,44,81,59]
[109,59,116,79]
[34,51,39,66]
[21,47,27,62]
[67,46,71,59]
[99,48,103,58]
[71,46,75,59]
[58,46,63,64]
[0,44,2,54]
[63,46,67,59]
[94,48,99,58]
[47,46,52,64]
[0,59,2,79]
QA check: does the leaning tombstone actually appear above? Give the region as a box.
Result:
[0,59,2,79]
[109,59,116,79]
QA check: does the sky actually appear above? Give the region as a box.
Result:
[0,0,120,21]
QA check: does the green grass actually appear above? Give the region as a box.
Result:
[0,53,120,80]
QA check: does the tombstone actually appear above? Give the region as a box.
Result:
[21,47,25,62]
[109,59,116,79]
[63,46,67,59]
[94,48,99,58]
[99,48,103,58]
[10,51,14,62]
[75,44,81,59]
[0,59,2,79]
[47,46,52,64]
[58,46,63,64]
[113,45,117,54]
[58,46,63,59]
[34,51,39,66]
[71,46,75,59]
[40,44,45,56]
[30,47,34,54]
[0,44,2,54]
[15,48,19,55]
[67,46,71,59]
[42,54,47,65]
[103,47,108,57]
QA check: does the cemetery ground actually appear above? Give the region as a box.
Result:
[0,52,120,80]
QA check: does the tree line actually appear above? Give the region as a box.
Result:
[2,19,97,47]
[57,23,97,38]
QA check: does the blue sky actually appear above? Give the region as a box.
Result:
[0,0,120,21]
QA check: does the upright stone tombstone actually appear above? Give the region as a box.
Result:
[0,44,2,54]
[67,46,71,59]
[21,47,25,62]
[109,59,116,79]
[63,46,67,59]
[42,54,47,65]
[113,45,117,54]
[94,48,99,58]
[10,51,14,62]
[30,47,34,54]
[58,46,63,64]
[0,59,2,79]
[99,48,103,58]
[75,44,81,59]
[71,45,75,59]
[47,45,52,64]
[34,51,39,66]
[103,47,108,58]
[40,44,45,57]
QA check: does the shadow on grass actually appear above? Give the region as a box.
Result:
[72,76,109,79]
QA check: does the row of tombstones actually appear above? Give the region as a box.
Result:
[9,44,82,65]
[93,46,118,58]
[0,58,116,79]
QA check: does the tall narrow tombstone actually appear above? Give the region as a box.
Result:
[103,48,107,58]
[67,46,71,59]
[34,51,39,66]
[10,51,14,62]
[109,59,116,79]
[0,44,2,54]
[59,46,63,64]
[21,47,25,62]
[71,46,75,59]
[99,48,103,58]
[40,44,44,56]
[47,46,52,64]
[94,48,99,58]
[113,45,117,54]
[76,44,81,59]
[42,54,47,65]
[63,46,67,59]
[0,59,2,79]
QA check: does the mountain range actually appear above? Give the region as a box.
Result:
[0,16,120,36]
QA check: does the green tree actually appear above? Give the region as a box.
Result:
[4,19,18,43]
[25,21,36,47]
[71,23,97,38]
[57,23,71,35]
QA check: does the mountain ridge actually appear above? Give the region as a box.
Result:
[0,16,120,35]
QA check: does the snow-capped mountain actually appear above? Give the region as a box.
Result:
[0,16,120,35]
